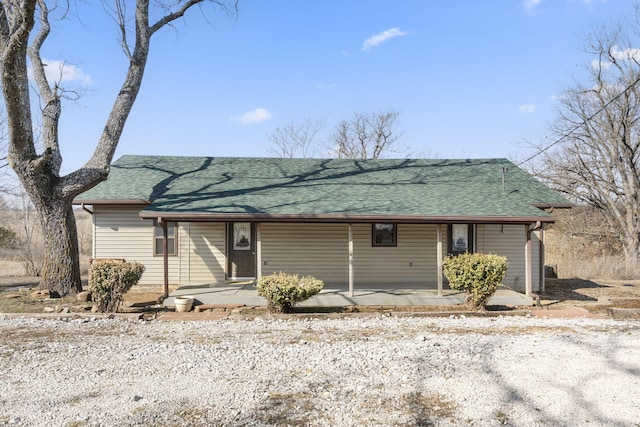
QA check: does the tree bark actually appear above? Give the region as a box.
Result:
[0,1,238,295]
[37,199,82,295]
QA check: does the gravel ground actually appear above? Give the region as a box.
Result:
[0,314,639,427]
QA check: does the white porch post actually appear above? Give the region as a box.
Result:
[348,223,354,297]
[256,223,262,280]
[159,217,169,299]
[539,226,545,294]
[525,224,533,296]
[437,224,443,297]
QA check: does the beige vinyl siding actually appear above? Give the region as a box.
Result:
[185,222,226,283]
[260,223,349,284]
[260,223,440,287]
[353,224,438,286]
[476,224,540,292]
[93,206,180,286]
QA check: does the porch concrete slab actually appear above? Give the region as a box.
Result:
[164,283,533,308]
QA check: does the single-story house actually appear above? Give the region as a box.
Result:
[74,155,571,298]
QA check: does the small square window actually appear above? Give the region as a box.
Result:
[372,223,397,247]
[154,221,177,256]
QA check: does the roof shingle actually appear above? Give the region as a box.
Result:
[75,155,570,222]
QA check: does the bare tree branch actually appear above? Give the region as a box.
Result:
[267,117,326,158]
[0,0,239,295]
[531,15,640,270]
[328,109,405,159]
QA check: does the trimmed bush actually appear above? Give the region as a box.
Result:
[257,272,324,313]
[89,260,145,312]
[442,252,507,310]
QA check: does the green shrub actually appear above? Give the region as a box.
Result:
[0,226,17,249]
[442,252,507,310]
[257,272,324,313]
[88,260,145,312]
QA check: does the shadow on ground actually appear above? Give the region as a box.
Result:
[541,278,605,303]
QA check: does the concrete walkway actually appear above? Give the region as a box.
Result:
[164,282,534,308]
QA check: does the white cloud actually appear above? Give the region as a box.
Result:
[591,59,612,71]
[551,94,567,102]
[361,28,409,52]
[232,108,272,124]
[590,46,640,71]
[612,46,640,61]
[523,0,543,10]
[42,59,93,86]
[519,104,537,114]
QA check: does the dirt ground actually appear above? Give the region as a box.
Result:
[2,266,640,315]
[540,278,640,312]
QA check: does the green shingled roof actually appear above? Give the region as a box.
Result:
[75,155,571,221]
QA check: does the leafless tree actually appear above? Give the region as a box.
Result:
[0,1,238,295]
[329,109,404,159]
[267,117,326,158]
[531,18,640,271]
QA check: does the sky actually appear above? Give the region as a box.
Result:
[20,0,635,174]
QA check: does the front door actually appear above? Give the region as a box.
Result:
[228,222,256,279]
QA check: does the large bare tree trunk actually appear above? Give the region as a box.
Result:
[37,200,82,294]
[0,0,238,295]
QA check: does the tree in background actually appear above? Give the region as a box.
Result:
[267,117,326,158]
[329,109,404,159]
[532,16,640,272]
[0,1,238,295]
[267,109,406,160]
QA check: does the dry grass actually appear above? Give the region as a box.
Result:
[0,259,25,277]
[544,209,640,280]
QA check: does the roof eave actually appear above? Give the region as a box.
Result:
[138,211,557,224]
[73,199,151,206]
[531,202,575,209]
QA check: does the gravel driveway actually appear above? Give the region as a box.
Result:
[1,314,638,426]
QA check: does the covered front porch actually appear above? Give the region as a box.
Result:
[164,282,534,308]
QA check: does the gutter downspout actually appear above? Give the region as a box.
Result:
[81,203,93,215]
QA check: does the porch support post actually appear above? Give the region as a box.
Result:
[256,223,262,280]
[539,226,545,294]
[525,224,532,297]
[160,218,169,299]
[348,223,354,297]
[437,224,443,297]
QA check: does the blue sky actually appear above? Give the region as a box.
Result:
[32,0,632,174]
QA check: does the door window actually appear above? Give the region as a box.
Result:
[233,222,251,250]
